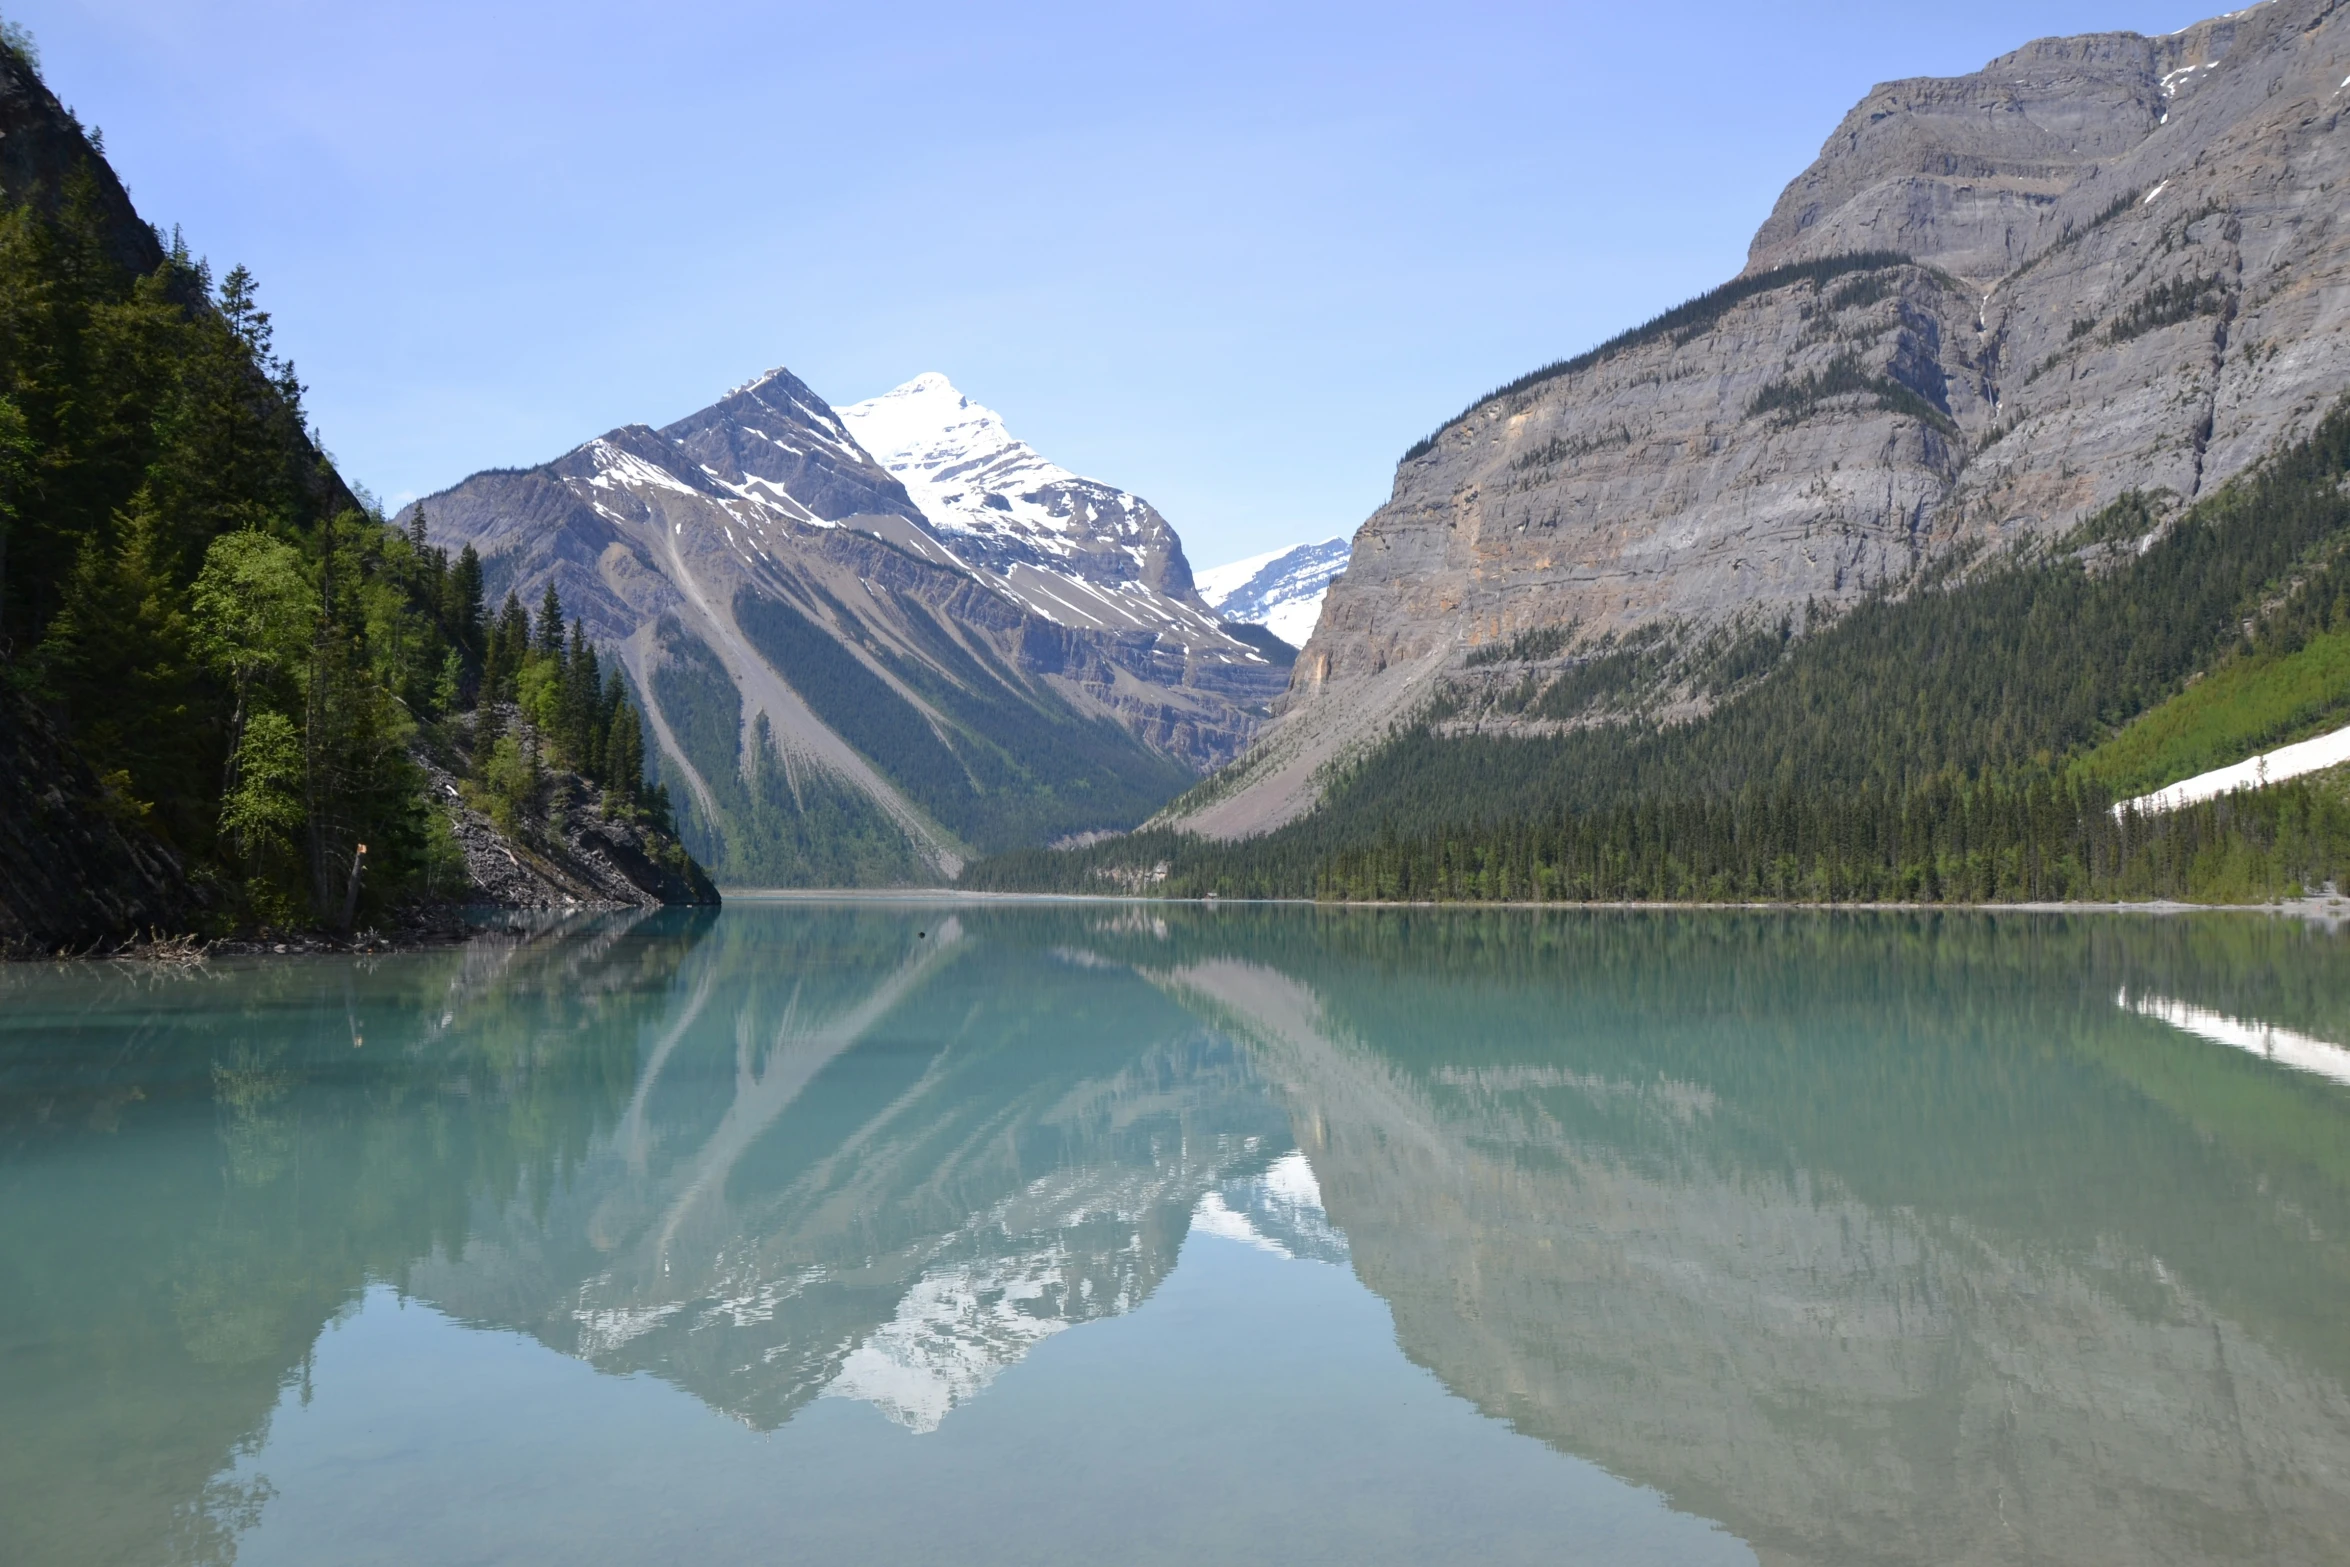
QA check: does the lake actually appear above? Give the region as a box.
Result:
[5,901,2349,1566]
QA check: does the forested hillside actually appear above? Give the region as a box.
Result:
[0,34,706,946]
[963,397,2350,905]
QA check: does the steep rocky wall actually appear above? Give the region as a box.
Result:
[1183,0,2350,837]
[0,43,161,281]
[0,51,201,950]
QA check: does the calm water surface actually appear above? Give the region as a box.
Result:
[5,903,2350,1566]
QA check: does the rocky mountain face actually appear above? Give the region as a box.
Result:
[1177,0,2350,838]
[1196,538,1352,648]
[415,370,1285,883]
[0,48,204,949]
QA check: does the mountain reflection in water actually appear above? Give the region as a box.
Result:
[3,905,2348,1566]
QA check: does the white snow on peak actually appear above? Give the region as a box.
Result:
[1197,538,1351,647]
[838,373,1102,556]
[839,374,1249,655]
[725,365,792,399]
[721,366,863,455]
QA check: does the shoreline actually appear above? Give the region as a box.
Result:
[724,885,2350,925]
[21,887,2346,965]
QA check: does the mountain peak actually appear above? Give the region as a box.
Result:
[837,375,1225,629]
[840,373,1037,484]
[886,370,964,401]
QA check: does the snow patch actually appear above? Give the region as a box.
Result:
[2116,719,2350,816]
[586,441,702,497]
[2158,61,2217,96]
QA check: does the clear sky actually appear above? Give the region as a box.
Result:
[12,0,2219,567]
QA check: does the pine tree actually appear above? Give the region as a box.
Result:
[535,582,564,658]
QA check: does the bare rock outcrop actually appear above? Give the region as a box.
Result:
[415,741,717,912]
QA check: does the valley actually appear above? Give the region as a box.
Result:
[9,0,2350,936]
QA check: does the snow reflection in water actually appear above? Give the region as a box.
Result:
[2120,986,2350,1086]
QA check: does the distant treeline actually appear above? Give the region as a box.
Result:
[964,395,2350,906]
[959,781,2350,906]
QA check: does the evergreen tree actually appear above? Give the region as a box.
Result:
[0,102,700,927]
[535,582,564,658]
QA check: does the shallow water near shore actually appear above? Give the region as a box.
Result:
[5,903,2350,1566]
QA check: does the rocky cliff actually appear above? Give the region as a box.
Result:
[1178,0,2350,837]
[416,369,1286,882]
[413,710,718,911]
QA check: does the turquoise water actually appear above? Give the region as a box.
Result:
[5,903,2350,1566]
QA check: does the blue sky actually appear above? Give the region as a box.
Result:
[15,0,2217,566]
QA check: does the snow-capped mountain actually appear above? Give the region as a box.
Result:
[839,374,1235,646]
[407,366,1287,884]
[1196,539,1350,648]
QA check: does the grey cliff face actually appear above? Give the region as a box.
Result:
[1179,0,2350,839]
[1745,23,2238,281]
[0,687,201,951]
